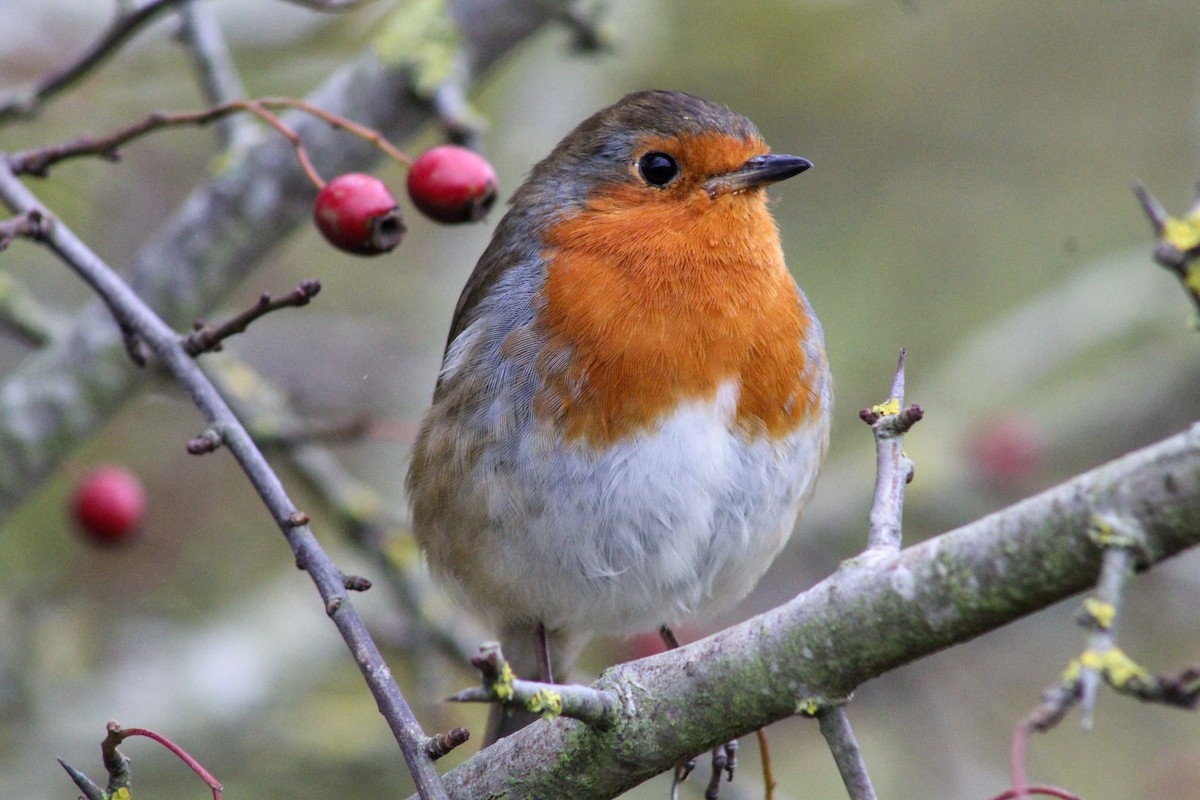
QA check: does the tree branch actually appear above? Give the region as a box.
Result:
[420,423,1200,798]
[0,166,450,800]
[0,0,568,522]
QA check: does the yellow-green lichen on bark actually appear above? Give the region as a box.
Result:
[372,0,461,96]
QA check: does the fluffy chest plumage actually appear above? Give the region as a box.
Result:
[530,182,823,445]
[413,374,828,635]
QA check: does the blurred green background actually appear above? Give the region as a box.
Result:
[2,1,1200,798]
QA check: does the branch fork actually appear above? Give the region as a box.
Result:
[449,643,619,728]
[1010,511,1200,800]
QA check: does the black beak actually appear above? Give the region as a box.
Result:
[703,154,812,199]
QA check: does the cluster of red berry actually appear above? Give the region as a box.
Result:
[313,144,498,255]
[70,145,496,546]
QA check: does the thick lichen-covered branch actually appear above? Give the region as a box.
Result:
[415,423,1200,799]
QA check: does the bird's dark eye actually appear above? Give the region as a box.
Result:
[637,152,679,187]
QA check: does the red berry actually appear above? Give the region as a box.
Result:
[407,145,498,224]
[313,173,405,255]
[72,467,146,546]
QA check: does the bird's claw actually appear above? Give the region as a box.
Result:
[672,739,738,800]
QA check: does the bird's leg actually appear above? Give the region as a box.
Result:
[704,739,737,799]
[660,624,738,798]
[534,621,555,683]
[658,623,682,650]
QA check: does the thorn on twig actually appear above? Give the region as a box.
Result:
[1144,665,1200,708]
[184,279,320,356]
[187,429,223,454]
[423,727,470,760]
[1133,180,1168,235]
[57,759,105,800]
[1132,180,1200,314]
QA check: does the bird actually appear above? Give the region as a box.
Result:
[406,89,831,743]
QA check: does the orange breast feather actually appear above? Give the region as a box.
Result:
[533,170,820,445]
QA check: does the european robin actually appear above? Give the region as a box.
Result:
[407,90,831,741]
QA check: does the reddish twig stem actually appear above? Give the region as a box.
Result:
[8,98,413,188]
[0,163,451,799]
[110,723,224,800]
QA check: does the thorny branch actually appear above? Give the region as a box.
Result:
[1009,514,1200,800]
[0,165,451,800]
[1134,180,1200,314]
[860,348,923,552]
[806,350,922,800]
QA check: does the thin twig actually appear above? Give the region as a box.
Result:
[1077,513,1141,727]
[260,96,412,166]
[183,278,320,355]
[449,643,619,728]
[0,0,188,124]
[8,97,413,187]
[110,723,223,800]
[204,356,483,664]
[755,728,776,800]
[817,707,878,800]
[861,348,922,551]
[0,163,450,800]
[177,0,256,151]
